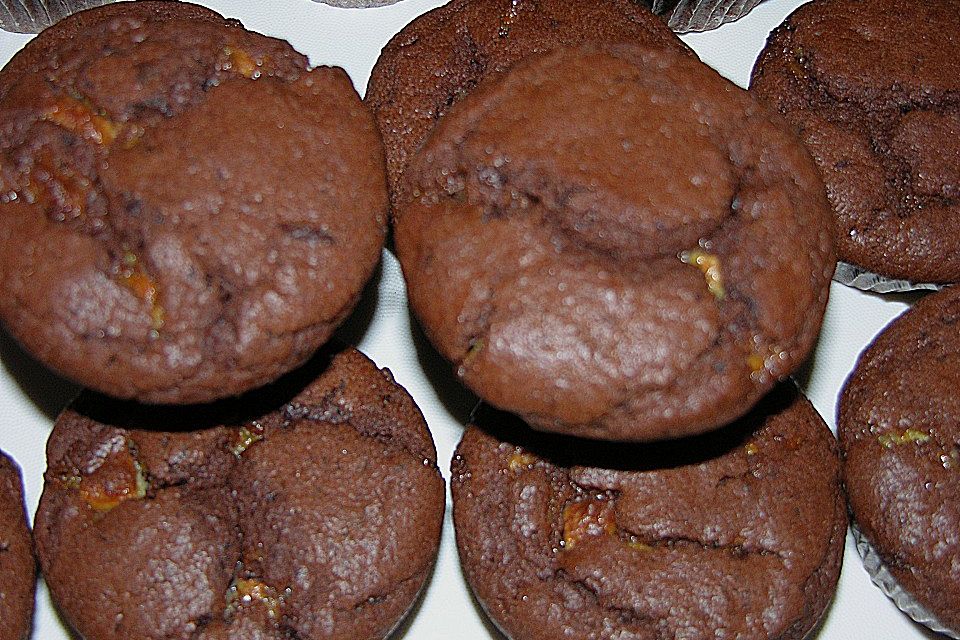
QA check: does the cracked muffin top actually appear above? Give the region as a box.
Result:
[0,450,34,640]
[452,384,846,640]
[365,0,687,207]
[0,1,387,403]
[395,43,834,441]
[838,286,960,632]
[34,345,445,640]
[751,0,960,284]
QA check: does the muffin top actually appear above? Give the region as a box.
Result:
[453,384,846,639]
[365,0,687,206]
[0,1,387,403]
[396,43,834,441]
[751,0,960,283]
[35,346,445,640]
[839,286,960,632]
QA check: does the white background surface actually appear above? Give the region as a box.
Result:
[0,0,941,638]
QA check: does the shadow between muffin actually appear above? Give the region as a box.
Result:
[409,308,479,429]
[43,576,83,640]
[0,324,80,421]
[464,384,794,471]
[334,257,383,348]
[391,549,441,640]
[911,619,948,640]
[462,572,510,640]
[66,341,363,433]
[0,251,385,427]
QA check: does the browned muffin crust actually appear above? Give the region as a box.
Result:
[751,0,960,283]
[838,287,960,631]
[453,385,846,640]
[365,0,687,207]
[396,43,834,441]
[0,450,35,640]
[0,1,387,403]
[35,346,444,640]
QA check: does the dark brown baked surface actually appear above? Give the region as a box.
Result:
[838,286,960,631]
[750,0,960,283]
[396,43,834,441]
[365,0,687,207]
[452,384,846,640]
[35,346,444,640]
[0,450,35,640]
[0,1,387,403]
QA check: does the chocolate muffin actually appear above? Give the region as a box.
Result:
[838,286,960,632]
[0,1,388,403]
[365,0,687,206]
[395,43,834,441]
[751,0,960,284]
[452,384,846,640]
[0,450,35,640]
[34,346,444,640]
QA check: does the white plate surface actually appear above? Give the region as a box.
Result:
[0,1,940,638]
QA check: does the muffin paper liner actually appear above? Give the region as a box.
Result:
[647,0,766,32]
[851,522,960,639]
[833,262,945,294]
[0,0,776,33]
[325,0,771,30]
[0,0,113,33]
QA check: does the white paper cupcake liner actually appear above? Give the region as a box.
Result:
[833,262,945,294]
[851,522,960,639]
